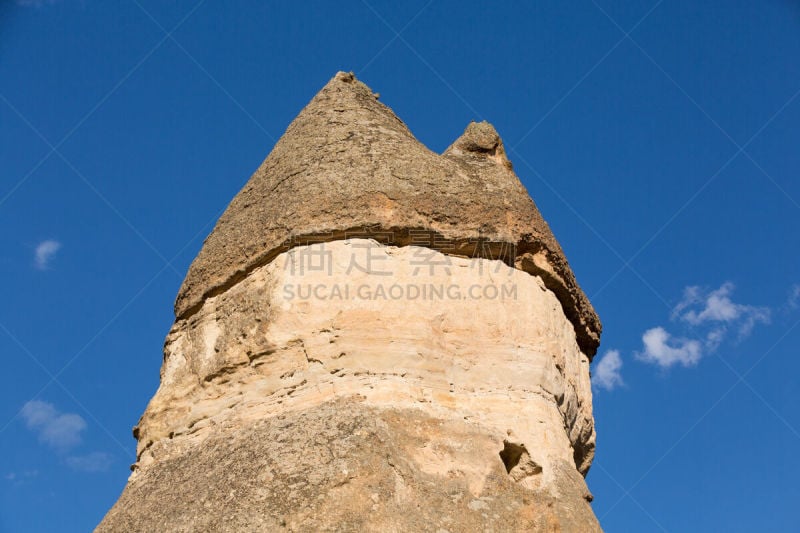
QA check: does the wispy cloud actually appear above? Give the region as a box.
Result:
[34,240,61,270]
[20,400,86,451]
[66,452,113,473]
[19,401,112,474]
[636,282,769,370]
[592,349,624,390]
[673,282,770,339]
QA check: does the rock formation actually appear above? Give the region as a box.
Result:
[98,72,603,532]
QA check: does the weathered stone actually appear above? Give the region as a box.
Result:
[131,242,595,476]
[98,73,604,532]
[174,72,600,356]
[98,399,600,533]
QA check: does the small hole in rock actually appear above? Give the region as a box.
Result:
[499,440,526,473]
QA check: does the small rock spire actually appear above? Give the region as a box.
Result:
[444,121,512,169]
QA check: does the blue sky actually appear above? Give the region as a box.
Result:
[2,1,799,531]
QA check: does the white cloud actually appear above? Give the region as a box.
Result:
[674,282,770,339]
[671,285,702,319]
[20,400,86,451]
[635,282,775,374]
[34,240,61,270]
[704,327,725,351]
[66,452,113,473]
[592,350,624,391]
[636,327,703,368]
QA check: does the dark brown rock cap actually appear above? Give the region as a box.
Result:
[175,71,601,356]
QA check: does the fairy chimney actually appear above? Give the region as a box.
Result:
[97,72,603,532]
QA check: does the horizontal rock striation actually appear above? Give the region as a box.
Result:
[100,242,599,531]
[98,73,604,532]
[134,242,595,476]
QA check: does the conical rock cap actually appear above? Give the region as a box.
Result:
[176,72,601,354]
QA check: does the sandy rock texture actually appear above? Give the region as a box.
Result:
[98,72,604,532]
[174,72,600,356]
[98,242,600,532]
[98,399,599,533]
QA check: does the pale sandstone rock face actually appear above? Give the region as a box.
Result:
[99,242,600,531]
[98,73,603,532]
[135,241,594,476]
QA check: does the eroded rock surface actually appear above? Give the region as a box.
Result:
[134,242,595,478]
[98,73,604,532]
[99,399,599,533]
[174,72,601,356]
